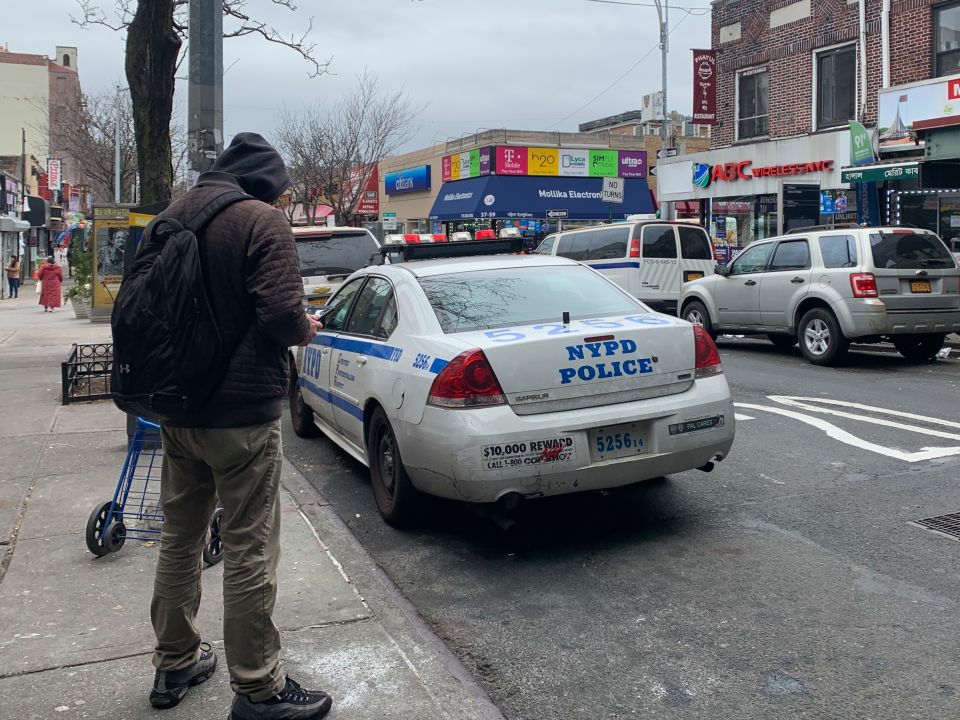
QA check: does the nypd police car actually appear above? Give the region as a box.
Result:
[289,239,735,527]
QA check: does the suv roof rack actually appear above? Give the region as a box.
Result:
[379,237,524,262]
[785,223,862,234]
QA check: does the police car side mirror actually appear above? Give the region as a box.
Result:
[715,264,730,277]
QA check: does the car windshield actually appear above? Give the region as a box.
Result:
[295,231,378,277]
[869,231,955,269]
[418,265,644,334]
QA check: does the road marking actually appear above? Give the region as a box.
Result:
[734,413,755,421]
[733,398,960,463]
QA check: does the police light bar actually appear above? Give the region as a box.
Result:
[498,227,521,239]
[451,231,473,242]
[379,237,525,262]
[383,234,407,245]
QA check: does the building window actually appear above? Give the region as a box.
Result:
[737,69,768,139]
[936,4,960,76]
[816,45,857,128]
[62,54,71,67]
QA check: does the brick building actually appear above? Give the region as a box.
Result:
[657,0,960,246]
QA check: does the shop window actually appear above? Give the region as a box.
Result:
[641,225,677,258]
[768,239,811,271]
[818,235,858,268]
[678,226,712,259]
[737,69,768,139]
[585,226,630,260]
[936,4,960,76]
[816,45,856,129]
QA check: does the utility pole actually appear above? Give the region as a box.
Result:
[114,86,122,204]
[654,0,673,220]
[20,128,29,275]
[188,0,224,183]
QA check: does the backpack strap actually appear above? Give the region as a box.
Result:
[184,189,254,236]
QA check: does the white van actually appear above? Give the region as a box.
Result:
[535,221,715,314]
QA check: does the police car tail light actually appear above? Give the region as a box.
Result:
[693,325,723,379]
[427,349,506,408]
[629,237,641,258]
[850,272,878,298]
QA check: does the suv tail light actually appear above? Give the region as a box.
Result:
[427,349,506,408]
[850,272,878,298]
[629,237,641,258]
[693,325,723,379]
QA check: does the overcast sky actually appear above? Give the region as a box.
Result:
[4,0,711,152]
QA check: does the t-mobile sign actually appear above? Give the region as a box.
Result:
[495,146,528,175]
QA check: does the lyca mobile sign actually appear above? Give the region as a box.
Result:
[384,165,432,195]
[693,159,833,188]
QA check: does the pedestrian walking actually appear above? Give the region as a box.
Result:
[119,133,330,719]
[36,255,63,312]
[5,255,20,298]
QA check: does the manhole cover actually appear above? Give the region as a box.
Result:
[910,513,960,542]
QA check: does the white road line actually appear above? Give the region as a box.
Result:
[767,396,960,441]
[734,413,755,421]
[733,402,960,463]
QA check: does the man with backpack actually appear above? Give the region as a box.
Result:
[112,133,328,719]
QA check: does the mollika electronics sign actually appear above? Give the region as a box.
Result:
[692,159,833,188]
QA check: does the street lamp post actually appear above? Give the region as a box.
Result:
[114,85,127,205]
[653,0,674,220]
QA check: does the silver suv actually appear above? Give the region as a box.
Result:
[679,226,960,365]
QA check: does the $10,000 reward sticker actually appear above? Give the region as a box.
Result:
[481,437,577,471]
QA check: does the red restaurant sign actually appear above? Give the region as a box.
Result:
[692,49,717,125]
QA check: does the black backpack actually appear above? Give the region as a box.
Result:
[111,190,252,423]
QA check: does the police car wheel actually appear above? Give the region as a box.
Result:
[368,407,420,528]
[289,359,321,438]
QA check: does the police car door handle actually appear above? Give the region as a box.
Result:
[790,277,805,284]
[321,348,330,355]
[356,355,368,366]
[744,279,757,286]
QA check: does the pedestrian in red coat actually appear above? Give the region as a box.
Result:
[37,256,63,312]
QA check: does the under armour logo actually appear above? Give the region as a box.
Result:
[119,364,131,374]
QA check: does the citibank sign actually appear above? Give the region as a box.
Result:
[384,165,432,195]
[692,159,833,187]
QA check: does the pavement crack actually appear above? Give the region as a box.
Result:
[0,442,50,585]
[0,649,152,680]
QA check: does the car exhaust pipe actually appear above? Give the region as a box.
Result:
[490,492,524,532]
[698,461,714,473]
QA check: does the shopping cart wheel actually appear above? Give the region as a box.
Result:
[202,507,225,566]
[105,521,126,553]
[85,501,123,557]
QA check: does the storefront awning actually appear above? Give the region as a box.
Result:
[428,176,654,221]
[840,161,920,184]
[0,216,29,232]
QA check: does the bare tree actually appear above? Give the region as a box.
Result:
[276,71,420,226]
[72,0,329,204]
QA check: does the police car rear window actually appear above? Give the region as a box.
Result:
[295,231,379,276]
[418,266,643,334]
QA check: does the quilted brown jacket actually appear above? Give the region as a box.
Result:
[157,170,309,428]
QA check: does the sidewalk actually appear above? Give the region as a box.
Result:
[0,292,502,720]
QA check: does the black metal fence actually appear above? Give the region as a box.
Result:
[62,342,113,405]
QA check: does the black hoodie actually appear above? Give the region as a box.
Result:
[152,133,308,428]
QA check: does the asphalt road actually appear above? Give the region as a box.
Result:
[283,340,960,720]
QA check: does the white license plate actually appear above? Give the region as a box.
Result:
[589,423,646,462]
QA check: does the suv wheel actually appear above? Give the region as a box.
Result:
[682,301,717,340]
[798,308,849,366]
[893,333,946,362]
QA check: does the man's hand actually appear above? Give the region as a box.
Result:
[298,311,323,347]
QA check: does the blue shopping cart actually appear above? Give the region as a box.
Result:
[85,417,224,565]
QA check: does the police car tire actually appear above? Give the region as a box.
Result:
[289,360,321,438]
[368,407,420,528]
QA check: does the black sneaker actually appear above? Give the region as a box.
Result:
[150,642,218,709]
[229,676,332,720]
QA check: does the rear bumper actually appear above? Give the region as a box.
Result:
[396,376,735,503]
[836,298,960,337]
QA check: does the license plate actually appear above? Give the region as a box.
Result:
[910,280,931,293]
[308,297,327,306]
[684,271,705,282]
[668,414,725,436]
[589,423,646,462]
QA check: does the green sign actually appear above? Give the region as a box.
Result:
[588,150,618,177]
[840,163,920,184]
[383,211,397,218]
[848,121,875,166]
[469,149,480,177]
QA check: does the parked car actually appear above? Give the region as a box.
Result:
[289,244,735,527]
[535,221,715,314]
[679,225,960,365]
[292,226,381,306]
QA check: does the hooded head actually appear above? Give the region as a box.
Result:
[210,132,291,204]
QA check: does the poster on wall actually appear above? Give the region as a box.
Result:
[875,74,960,153]
[92,205,129,309]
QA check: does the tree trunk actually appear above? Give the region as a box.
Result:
[125,0,181,205]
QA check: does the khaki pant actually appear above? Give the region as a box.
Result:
[151,420,286,702]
